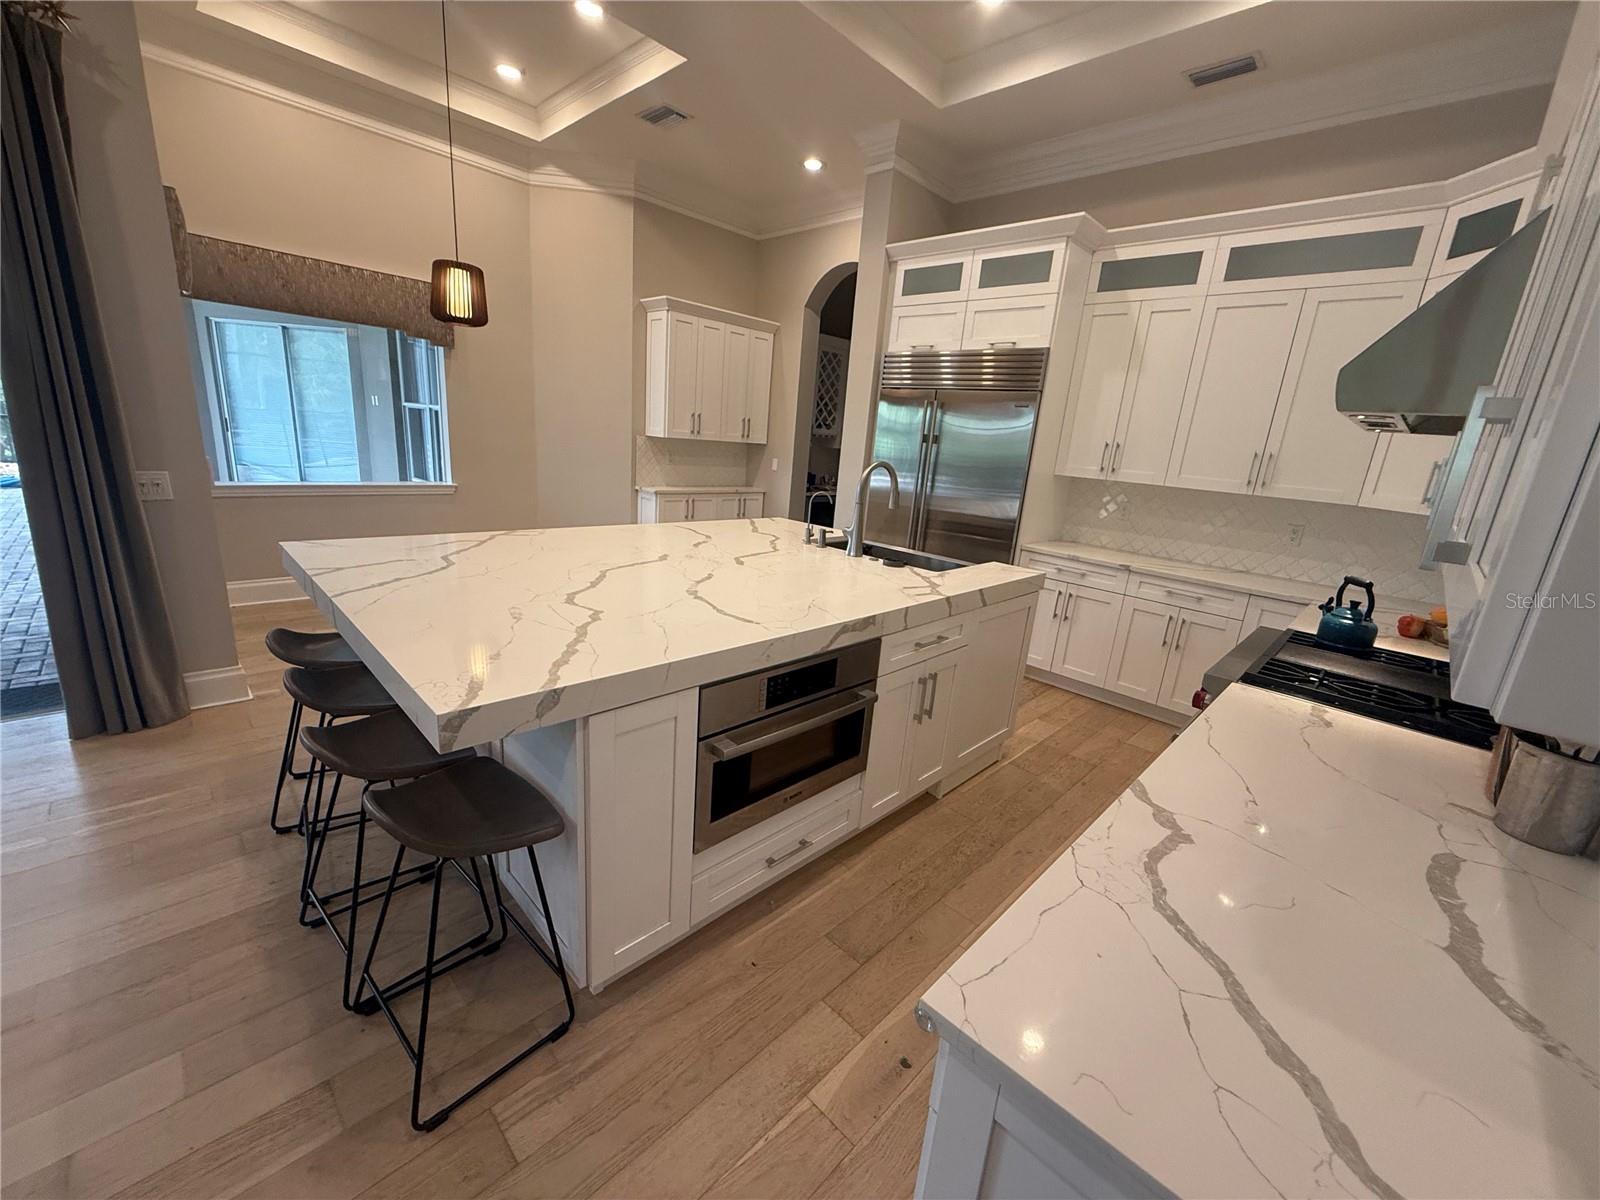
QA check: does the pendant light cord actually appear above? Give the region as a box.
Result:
[440,0,460,260]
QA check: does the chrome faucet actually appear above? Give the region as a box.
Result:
[844,460,899,557]
[804,490,835,545]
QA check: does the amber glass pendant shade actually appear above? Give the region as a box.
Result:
[430,259,487,327]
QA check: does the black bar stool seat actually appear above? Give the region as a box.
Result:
[365,757,564,859]
[283,664,398,719]
[301,710,474,782]
[265,628,361,670]
[354,758,574,1132]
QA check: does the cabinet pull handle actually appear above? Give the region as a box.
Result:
[988,340,1018,348]
[1051,592,1063,620]
[1246,451,1260,488]
[1100,442,1110,472]
[1161,614,1174,647]
[1420,460,1443,506]
[924,671,939,720]
[914,633,952,650]
[1063,593,1075,623]
[1174,618,1187,652]
[913,675,927,724]
[1112,442,1123,471]
[1423,390,1521,566]
[1163,587,1205,604]
[765,838,813,868]
[911,343,935,350]
[1263,452,1276,487]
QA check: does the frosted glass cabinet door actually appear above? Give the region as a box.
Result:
[1056,303,1137,479]
[1257,281,1419,504]
[1166,291,1304,494]
[1109,297,1202,485]
[893,252,972,304]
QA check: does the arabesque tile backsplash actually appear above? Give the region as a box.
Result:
[1055,480,1444,606]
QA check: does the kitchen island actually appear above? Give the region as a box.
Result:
[914,683,1598,1199]
[282,518,1043,989]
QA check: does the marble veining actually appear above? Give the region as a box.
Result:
[282,518,1041,749]
[921,685,1599,1199]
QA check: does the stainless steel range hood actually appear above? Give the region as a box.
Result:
[1336,208,1548,435]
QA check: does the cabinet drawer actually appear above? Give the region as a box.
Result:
[1128,572,1247,620]
[1019,552,1129,594]
[690,789,859,925]
[881,614,969,672]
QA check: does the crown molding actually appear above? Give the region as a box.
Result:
[946,12,1569,203]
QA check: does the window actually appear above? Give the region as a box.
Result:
[190,301,449,485]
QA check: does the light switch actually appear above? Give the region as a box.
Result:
[135,470,174,501]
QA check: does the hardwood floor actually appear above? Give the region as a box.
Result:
[0,600,1172,1199]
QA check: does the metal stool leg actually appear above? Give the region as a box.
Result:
[269,699,304,834]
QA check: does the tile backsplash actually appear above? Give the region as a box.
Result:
[634,435,759,489]
[1055,480,1444,606]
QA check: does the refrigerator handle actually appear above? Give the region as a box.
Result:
[913,397,943,548]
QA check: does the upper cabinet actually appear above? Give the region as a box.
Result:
[1429,175,1540,278]
[1209,211,1443,295]
[1087,237,1217,303]
[892,251,973,305]
[642,298,778,444]
[969,241,1067,300]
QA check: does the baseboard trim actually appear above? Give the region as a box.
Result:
[227,576,306,606]
[185,664,253,709]
[1025,667,1190,727]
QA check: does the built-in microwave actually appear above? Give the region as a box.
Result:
[694,640,879,852]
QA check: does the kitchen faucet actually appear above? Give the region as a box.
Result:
[844,460,899,557]
[804,490,835,545]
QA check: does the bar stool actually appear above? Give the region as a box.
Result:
[281,664,398,845]
[296,710,476,988]
[352,757,575,1132]
[265,629,362,835]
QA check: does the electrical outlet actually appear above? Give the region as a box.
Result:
[135,470,174,501]
[1287,521,1306,547]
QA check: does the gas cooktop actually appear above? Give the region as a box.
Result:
[1232,631,1498,749]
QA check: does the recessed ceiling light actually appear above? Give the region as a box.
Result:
[802,156,825,173]
[978,0,1005,8]
[495,63,524,82]
[575,0,604,20]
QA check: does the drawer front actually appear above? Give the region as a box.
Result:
[690,789,859,925]
[1018,552,1129,594]
[880,614,969,672]
[1128,572,1247,620]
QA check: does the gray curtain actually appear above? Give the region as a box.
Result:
[1,6,189,737]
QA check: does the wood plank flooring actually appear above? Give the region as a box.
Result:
[0,600,1173,1199]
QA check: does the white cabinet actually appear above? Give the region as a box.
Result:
[893,251,972,305]
[1105,597,1179,704]
[1050,585,1123,686]
[637,489,765,523]
[1209,211,1443,294]
[1360,432,1455,514]
[961,294,1057,350]
[642,298,778,443]
[945,598,1031,774]
[969,241,1066,300]
[862,664,920,826]
[1087,237,1217,303]
[887,300,967,351]
[1430,174,1539,277]
[1242,594,1307,637]
[1157,609,1241,714]
[1056,303,1136,478]
[1166,290,1304,493]
[586,689,697,987]
[1056,298,1200,484]
[908,650,960,793]
[1257,281,1419,504]
[1026,581,1068,670]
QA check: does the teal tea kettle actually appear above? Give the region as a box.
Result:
[1316,576,1379,650]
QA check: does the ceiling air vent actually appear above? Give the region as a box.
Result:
[1185,54,1260,88]
[637,104,692,129]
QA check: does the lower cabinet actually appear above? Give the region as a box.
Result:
[946,600,1032,773]
[637,489,764,522]
[1026,580,1123,686]
[1242,593,1309,636]
[1105,598,1241,715]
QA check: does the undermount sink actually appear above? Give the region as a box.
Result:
[820,537,968,572]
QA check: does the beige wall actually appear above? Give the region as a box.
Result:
[62,6,238,675]
[753,219,863,518]
[952,87,1553,232]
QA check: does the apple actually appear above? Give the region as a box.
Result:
[1397,614,1427,639]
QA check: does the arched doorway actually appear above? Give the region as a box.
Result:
[789,264,857,523]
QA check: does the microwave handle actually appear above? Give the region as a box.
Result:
[705,688,877,762]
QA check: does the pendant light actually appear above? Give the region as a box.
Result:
[430,0,488,327]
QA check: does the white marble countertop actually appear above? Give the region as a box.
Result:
[635,484,765,494]
[282,518,1041,750]
[1022,540,1340,607]
[920,685,1598,1199]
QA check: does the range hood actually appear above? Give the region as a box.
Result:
[1337,208,1548,435]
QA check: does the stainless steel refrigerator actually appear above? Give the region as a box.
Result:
[864,348,1047,564]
